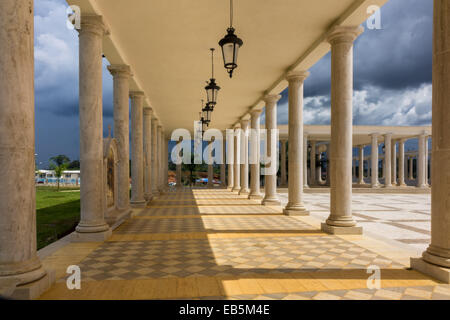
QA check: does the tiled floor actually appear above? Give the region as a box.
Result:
[39,188,449,300]
[278,192,431,252]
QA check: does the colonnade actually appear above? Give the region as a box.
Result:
[0,1,449,298]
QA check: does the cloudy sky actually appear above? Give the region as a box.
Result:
[34,0,433,167]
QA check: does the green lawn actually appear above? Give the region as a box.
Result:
[36,186,80,250]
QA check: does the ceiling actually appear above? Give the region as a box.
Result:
[67,0,388,136]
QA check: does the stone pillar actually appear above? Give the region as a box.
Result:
[398,139,406,187]
[392,140,397,185]
[220,132,226,187]
[409,157,414,180]
[280,140,287,187]
[129,91,146,207]
[227,129,234,190]
[303,134,309,188]
[157,125,163,192]
[232,126,241,192]
[283,71,310,215]
[325,144,331,186]
[249,110,263,199]
[370,134,380,188]
[151,118,159,196]
[108,65,131,212]
[175,140,182,189]
[75,15,111,240]
[411,1,450,283]
[358,146,365,185]
[425,136,430,186]
[384,133,392,187]
[316,148,323,184]
[417,134,428,188]
[143,107,153,200]
[262,94,281,206]
[0,0,50,294]
[321,25,363,235]
[310,141,316,186]
[239,119,250,195]
[207,140,214,188]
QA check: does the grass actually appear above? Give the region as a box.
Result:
[36,186,80,250]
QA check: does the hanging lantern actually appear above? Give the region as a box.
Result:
[202,104,213,125]
[205,48,221,106]
[219,0,243,78]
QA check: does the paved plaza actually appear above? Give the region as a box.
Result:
[278,190,432,253]
[38,188,449,300]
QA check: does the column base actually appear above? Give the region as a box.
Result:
[411,257,450,284]
[130,200,147,208]
[152,190,160,197]
[1,268,56,300]
[72,228,112,242]
[248,193,263,200]
[144,193,153,202]
[232,187,241,193]
[321,223,363,235]
[283,208,309,216]
[238,189,250,196]
[262,198,281,206]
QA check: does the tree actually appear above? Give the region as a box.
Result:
[67,160,80,170]
[49,155,70,191]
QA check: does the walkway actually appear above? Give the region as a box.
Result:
[39,188,449,300]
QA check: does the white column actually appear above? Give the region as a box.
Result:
[151,118,159,196]
[411,1,450,283]
[409,157,414,180]
[358,146,365,185]
[370,133,380,188]
[310,141,316,186]
[392,140,397,185]
[384,133,392,187]
[425,136,429,185]
[283,71,310,215]
[0,0,49,290]
[280,140,287,186]
[322,25,363,235]
[239,119,250,195]
[232,125,241,192]
[262,94,281,206]
[249,110,263,199]
[398,139,406,187]
[303,134,309,188]
[129,91,146,207]
[207,140,214,188]
[220,131,226,187]
[143,107,153,200]
[108,65,131,212]
[157,125,163,192]
[226,129,234,190]
[417,133,428,188]
[316,148,323,184]
[75,15,111,240]
[175,140,182,189]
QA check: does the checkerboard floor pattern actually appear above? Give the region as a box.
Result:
[40,188,450,300]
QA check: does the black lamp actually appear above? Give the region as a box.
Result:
[218,0,243,78]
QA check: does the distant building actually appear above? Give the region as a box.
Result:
[35,170,80,185]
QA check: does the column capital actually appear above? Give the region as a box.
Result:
[370,132,381,138]
[250,109,263,117]
[143,107,153,116]
[79,14,109,36]
[326,25,364,45]
[240,119,249,128]
[286,70,310,83]
[107,64,132,78]
[384,132,393,138]
[263,94,282,105]
[129,91,145,99]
